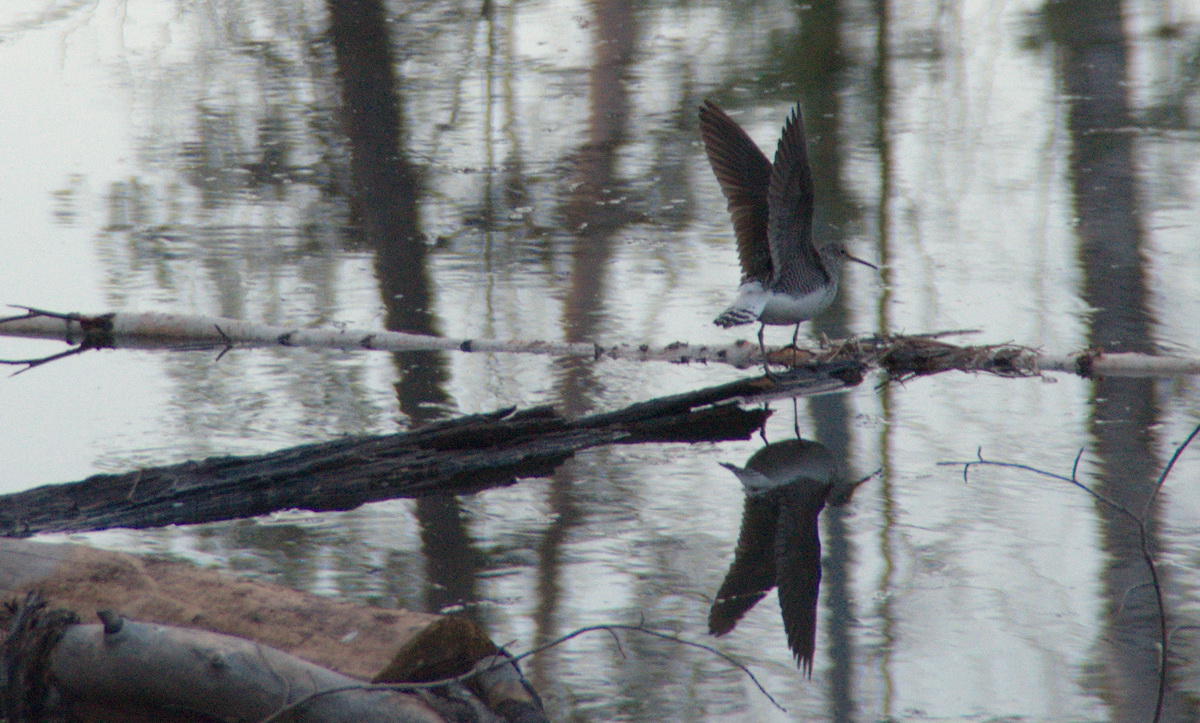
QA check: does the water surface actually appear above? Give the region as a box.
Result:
[2,0,1199,720]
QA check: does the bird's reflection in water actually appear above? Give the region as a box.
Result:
[709,438,867,676]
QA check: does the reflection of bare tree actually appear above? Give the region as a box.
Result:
[788,4,867,718]
[1143,29,1200,130]
[867,2,900,718]
[327,0,476,620]
[1047,1,1197,718]
[530,0,637,703]
[80,2,380,591]
[559,0,637,351]
[644,88,700,232]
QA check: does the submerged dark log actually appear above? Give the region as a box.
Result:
[0,364,861,537]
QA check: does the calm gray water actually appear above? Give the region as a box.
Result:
[2,0,1200,720]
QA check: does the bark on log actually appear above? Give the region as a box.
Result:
[0,365,859,537]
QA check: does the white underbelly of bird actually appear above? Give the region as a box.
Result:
[714,280,838,328]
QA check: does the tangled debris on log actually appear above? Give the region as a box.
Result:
[822,334,1041,381]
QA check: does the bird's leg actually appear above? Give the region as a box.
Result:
[781,321,803,369]
[758,324,775,379]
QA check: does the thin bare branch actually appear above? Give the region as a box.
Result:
[1143,424,1200,520]
[260,622,786,722]
[939,421,1200,723]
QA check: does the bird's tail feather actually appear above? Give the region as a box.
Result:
[714,307,758,328]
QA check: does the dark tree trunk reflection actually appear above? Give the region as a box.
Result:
[1049,0,1196,718]
[327,0,476,620]
[792,3,864,718]
[530,0,638,705]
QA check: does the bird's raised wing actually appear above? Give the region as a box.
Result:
[699,100,773,283]
[767,103,826,292]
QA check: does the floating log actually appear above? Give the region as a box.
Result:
[4,306,1199,376]
[0,365,861,537]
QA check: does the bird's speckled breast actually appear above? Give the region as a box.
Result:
[757,282,838,325]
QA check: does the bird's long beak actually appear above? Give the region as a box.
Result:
[846,252,878,271]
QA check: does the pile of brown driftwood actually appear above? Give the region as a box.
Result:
[0,538,541,722]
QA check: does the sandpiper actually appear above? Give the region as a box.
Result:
[699,100,876,373]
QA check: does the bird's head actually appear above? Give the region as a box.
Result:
[819,243,878,272]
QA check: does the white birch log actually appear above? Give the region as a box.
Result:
[1,307,1197,378]
[0,308,741,364]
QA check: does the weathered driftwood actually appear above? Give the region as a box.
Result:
[0,367,862,537]
[0,539,435,679]
[41,614,450,722]
[4,306,1198,376]
[0,539,542,722]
